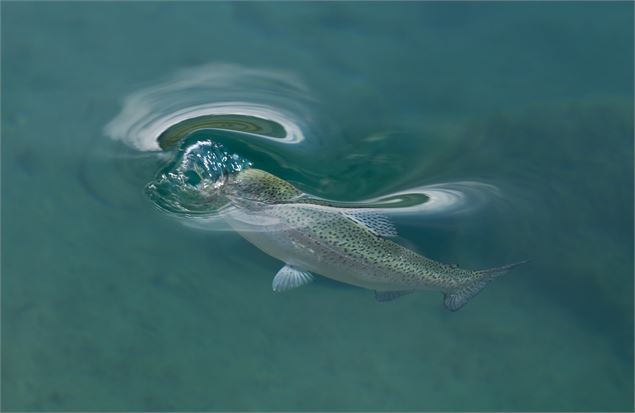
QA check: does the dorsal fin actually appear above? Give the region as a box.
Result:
[343,210,398,237]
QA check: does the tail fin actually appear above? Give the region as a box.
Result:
[443,260,528,312]
[474,260,529,279]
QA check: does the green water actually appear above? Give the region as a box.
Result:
[2,2,633,411]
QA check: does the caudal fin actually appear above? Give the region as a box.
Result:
[443,260,528,312]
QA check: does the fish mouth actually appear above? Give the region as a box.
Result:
[145,136,252,215]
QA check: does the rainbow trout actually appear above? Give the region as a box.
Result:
[221,169,524,311]
[146,139,524,311]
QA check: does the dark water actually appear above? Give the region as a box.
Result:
[2,2,633,411]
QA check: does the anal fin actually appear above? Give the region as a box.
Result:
[374,290,414,302]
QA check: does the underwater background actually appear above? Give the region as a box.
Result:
[2,2,633,411]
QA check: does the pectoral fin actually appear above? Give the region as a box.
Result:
[272,265,315,292]
[374,290,414,302]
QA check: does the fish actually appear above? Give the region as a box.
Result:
[220,168,526,311]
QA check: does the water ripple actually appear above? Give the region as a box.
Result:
[104,63,317,151]
[104,63,503,226]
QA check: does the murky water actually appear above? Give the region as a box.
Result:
[2,2,633,411]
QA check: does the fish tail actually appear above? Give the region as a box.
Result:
[443,260,528,312]
[474,260,529,279]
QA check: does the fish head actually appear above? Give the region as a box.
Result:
[225,168,302,204]
[145,137,251,215]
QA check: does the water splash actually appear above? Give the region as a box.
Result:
[145,137,251,215]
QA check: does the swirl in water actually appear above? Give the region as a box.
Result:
[104,63,318,152]
[106,63,503,226]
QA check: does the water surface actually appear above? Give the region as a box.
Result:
[2,2,633,411]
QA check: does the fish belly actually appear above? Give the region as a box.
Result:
[223,205,458,292]
[224,212,412,291]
